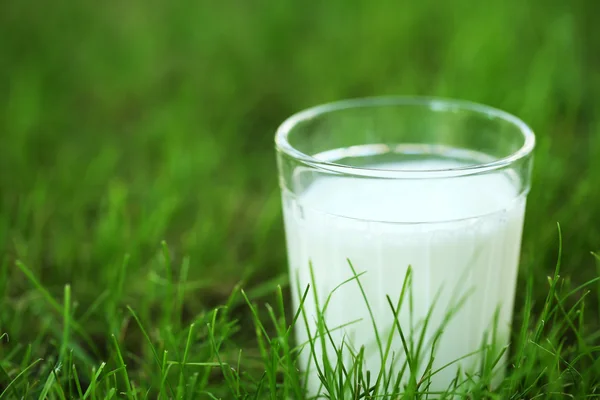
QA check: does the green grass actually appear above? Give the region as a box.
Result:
[1,0,600,398]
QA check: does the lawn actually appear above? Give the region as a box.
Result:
[1,0,599,398]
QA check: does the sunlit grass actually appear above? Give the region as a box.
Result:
[2,231,600,398]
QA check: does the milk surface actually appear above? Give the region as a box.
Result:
[282,155,525,395]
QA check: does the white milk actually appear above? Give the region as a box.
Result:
[282,152,526,395]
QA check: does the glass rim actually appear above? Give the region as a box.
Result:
[275,96,535,179]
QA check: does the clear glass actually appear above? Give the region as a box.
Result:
[275,97,535,396]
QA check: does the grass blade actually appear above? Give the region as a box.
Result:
[0,359,43,400]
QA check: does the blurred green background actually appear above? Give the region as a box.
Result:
[1,0,599,394]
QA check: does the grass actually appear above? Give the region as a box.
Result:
[0,0,599,398]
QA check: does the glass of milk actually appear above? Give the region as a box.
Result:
[275,97,534,396]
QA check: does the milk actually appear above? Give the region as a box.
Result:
[282,152,525,395]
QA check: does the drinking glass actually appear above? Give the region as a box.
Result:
[275,97,535,395]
